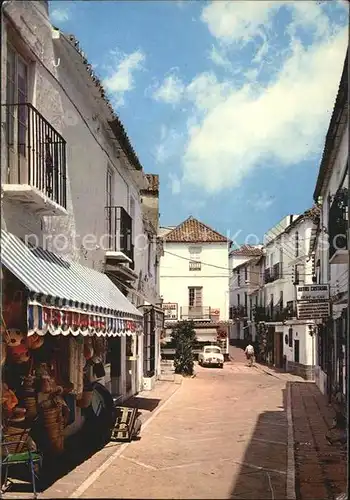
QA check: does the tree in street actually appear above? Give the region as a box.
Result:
[171,320,197,376]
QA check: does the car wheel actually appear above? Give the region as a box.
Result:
[219,364,223,369]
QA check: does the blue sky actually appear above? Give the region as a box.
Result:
[49,0,348,243]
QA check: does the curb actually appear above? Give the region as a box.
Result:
[286,383,296,500]
[69,382,181,498]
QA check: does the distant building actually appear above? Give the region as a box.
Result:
[159,216,231,355]
[229,245,264,345]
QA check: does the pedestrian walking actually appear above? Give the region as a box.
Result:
[245,343,255,367]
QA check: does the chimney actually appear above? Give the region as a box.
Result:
[140,174,159,233]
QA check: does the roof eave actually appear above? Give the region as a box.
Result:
[313,50,348,201]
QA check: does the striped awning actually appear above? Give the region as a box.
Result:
[1,229,142,336]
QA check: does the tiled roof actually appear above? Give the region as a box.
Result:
[163,216,229,243]
[229,245,263,257]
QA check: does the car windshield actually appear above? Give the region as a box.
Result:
[204,347,221,354]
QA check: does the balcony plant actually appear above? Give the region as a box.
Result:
[171,320,197,376]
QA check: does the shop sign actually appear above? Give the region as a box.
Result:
[296,301,330,320]
[295,284,330,302]
[162,303,178,320]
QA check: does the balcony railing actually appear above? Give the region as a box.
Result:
[189,260,201,271]
[3,103,67,208]
[329,187,348,261]
[231,305,247,319]
[180,306,211,320]
[105,206,134,269]
[252,302,297,323]
[264,263,283,283]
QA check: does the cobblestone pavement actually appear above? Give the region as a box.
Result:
[76,357,294,499]
[291,382,347,500]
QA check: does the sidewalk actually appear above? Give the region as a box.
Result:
[290,382,347,500]
[2,380,181,499]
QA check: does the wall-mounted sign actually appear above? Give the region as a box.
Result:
[162,303,178,320]
[296,284,330,302]
[296,284,330,320]
[296,301,330,321]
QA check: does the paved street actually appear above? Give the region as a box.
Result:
[73,354,298,499]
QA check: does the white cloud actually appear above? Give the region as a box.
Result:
[186,72,232,112]
[208,45,232,71]
[50,7,70,23]
[169,174,182,194]
[154,126,184,164]
[103,50,145,107]
[181,27,348,193]
[201,1,280,44]
[152,73,185,104]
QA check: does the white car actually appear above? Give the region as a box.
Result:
[198,345,224,368]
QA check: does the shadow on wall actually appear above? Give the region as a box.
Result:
[229,388,288,500]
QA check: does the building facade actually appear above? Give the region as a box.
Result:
[312,50,348,403]
[1,0,161,419]
[257,211,319,378]
[229,245,264,345]
[159,216,231,355]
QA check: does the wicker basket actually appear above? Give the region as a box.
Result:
[22,396,38,420]
[41,405,64,455]
[1,425,31,456]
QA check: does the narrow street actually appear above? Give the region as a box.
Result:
[71,352,297,499]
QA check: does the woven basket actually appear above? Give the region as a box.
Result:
[41,405,64,455]
[1,425,30,456]
[22,396,38,420]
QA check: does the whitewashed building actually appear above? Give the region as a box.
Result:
[312,49,348,401]
[257,211,319,379]
[228,245,264,345]
[159,216,231,355]
[1,0,161,424]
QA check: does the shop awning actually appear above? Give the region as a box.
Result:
[1,229,143,337]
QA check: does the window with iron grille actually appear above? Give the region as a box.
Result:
[189,260,201,271]
[237,269,241,286]
[295,231,299,257]
[188,287,202,307]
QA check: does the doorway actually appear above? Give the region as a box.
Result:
[274,332,284,368]
[294,339,300,363]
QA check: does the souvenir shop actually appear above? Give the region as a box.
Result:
[1,235,143,459]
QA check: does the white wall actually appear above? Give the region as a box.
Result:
[160,241,229,321]
[264,217,315,307]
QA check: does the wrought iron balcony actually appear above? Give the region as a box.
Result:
[180,306,211,320]
[189,260,201,271]
[329,187,348,264]
[231,305,248,319]
[264,263,283,283]
[105,206,134,269]
[2,103,67,215]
